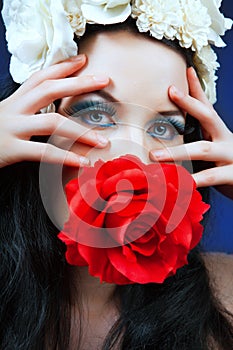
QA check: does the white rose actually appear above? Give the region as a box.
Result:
[81,0,131,25]
[132,0,182,41]
[2,0,77,83]
[193,46,219,104]
[63,0,86,37]
[177,0,211,51]
[200,70,217,105]
[197,45,220,74]
[200,0,233,47]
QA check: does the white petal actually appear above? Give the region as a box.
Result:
[81,3,131,24]
[201,0,232,35]
[9,55,39,84]
[82,0,108,5]
[208,28,226,47]
[44,0,77,67]
[225,18,233,30]
[105,0,130,9]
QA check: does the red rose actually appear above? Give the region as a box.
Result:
[58,155,209,284]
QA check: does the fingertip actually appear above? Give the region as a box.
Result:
[187,67,211,105]
[95,134,109,147]
[150,149,167,160]
[192,173,197,181]
[187,66,194,74]
[192,173,200,187]
[149,150,157,162]
[79,156,91,166]
[69,54,86,63]
[187,67,198,81]
[92,74,110,84]
[169,85,184,99]
[65,154,90,167]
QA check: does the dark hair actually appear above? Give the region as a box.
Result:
[0,17,233,350]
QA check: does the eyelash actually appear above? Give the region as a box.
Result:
[64,100,117,127]
[166,118,185,134]
[146,119,184,141]
[64,100,185,139]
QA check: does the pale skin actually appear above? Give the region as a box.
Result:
[0,30,233,348]
[0,55,109,168]
[0,33,233,193]
[153,69,233,199]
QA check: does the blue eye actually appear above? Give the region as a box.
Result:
[64,100,116,128]
[147,118,185,140]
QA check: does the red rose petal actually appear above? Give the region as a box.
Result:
[108,248,173,284]
[78,244,130,284]
[130,234,157,256]
[58,155,210,284]
[57,234,87,266]
[99,169,148,199]
[122,245,137,263]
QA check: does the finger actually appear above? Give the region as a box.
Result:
[150,141,233,163]
[14,113,109,147]
[187,67,212,107]
[9,140,90,167]
[17,74,110,114]
[168,85,230,140]
[12,55,87,97]
[193,164,233,187]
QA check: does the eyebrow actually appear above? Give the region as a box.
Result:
[157,110,185,119]
[91,90,185,119]
[92,90,119,103]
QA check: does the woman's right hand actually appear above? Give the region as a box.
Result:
[0,54,109,168]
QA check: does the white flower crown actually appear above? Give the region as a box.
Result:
[2,0,232,103]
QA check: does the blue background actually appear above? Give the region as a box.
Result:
[0,2,233,253]
[202,1,233,253]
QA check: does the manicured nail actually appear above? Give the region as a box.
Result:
[93,74,109,83]
[96,134,108,145]
[79,156,90,166]
[190,66,197,77]
[69,54,85,62]
[170,85,184,98]
[152,150,166,159]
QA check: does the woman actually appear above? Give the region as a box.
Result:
[0,1,233,349]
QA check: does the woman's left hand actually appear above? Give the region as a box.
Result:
[150,67,233,199]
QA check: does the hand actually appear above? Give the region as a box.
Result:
[150,67,233,199]
[0,55,109,168]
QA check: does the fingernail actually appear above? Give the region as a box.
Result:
[70,54,85,62]
[96,134,108,145]
[190,66,197,77]
[152,150,166,159]
[79,156,90,166]
[170,85,184,98]
[192,174,198,184]
[93,74,109,83]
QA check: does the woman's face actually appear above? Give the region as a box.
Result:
[47,30,189,226]
[58,30,188,166]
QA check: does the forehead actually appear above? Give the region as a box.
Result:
[76,31,188,110]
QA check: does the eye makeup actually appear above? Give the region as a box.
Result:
[64,100,117,118]
[161,117,185,135]
[146,116,185,140]
[63,98,186,140]
[64,100,117,128]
